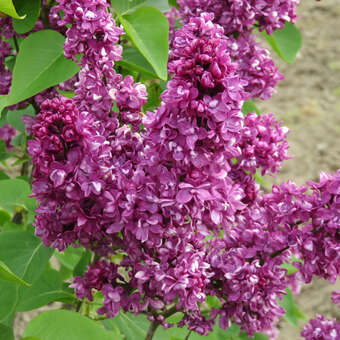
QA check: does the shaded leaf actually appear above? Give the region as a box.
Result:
[117,45,158,78]
[0,323,14,340]
[7,105,35,132]
[73,250,92,277]
[13,0,40,34]
[16,267,75,312]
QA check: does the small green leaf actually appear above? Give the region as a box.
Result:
[24,310,118,340]
[7,30,80,106]
[0,0,25,19]
[242,100,260,115]
[73,250,92,277]
[0,323,14,340]
[7,105,35,132]
[279,288,306,327]
[262,22,302,64]
[118,7,169,80]
[13,0,40,34]
[281,262,298,275]
[56,89,76,98]
[0,260,30,286]
[143,82,163,112]
[55,246,84,271]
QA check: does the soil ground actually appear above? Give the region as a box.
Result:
[13,1,340,339]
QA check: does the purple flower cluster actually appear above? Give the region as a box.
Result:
[27,2,340,339]
[226,32,284,100]
[301,314,340,340]
[178,0,299,35]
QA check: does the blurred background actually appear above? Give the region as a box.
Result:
[258,0,340,338]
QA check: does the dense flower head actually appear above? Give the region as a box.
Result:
[226,32,284,100]
[178,0,300,35]
[26,1,340,339]
[236,112,290,175]
[301,314,340,340]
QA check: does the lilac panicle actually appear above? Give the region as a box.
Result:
[178,0,299,35]
[27,2,340,339]
[301,314,340,340]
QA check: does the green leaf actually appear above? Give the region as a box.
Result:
[0,96,8,117]
[73,250,92,277]
[281,262,298,275]
[56,89,76,98]
[7,105,35,132]
[168,0,179,9]
[21,338,42,340]
[262,22,302,64]
[0,260,30,287]
[0,171,10,181]
[7,30,80,106]
[16,267,74,312]
[0,230,53,285]
[55,246,84,271]
[24,310,118,340]
[117,45,158,78]
[242,100,260,115]
[143,82,163,112]
[0,179,30,212]
[0,323,14,340]
[0,139,14,162]
[102,313,148,340]
[279,288,306,327]
[118,7,169,80]
[5,55,16,72]
[13,0,40,34]
[0,210,11,225]
[0,230,53,322]
[111,0,169,14]
[0,0,25,19]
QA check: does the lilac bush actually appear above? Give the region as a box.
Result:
[0,1,338,340]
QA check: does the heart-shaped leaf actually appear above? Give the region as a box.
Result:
[7,30,80,106]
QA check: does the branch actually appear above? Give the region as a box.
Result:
[144,306,178,340]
